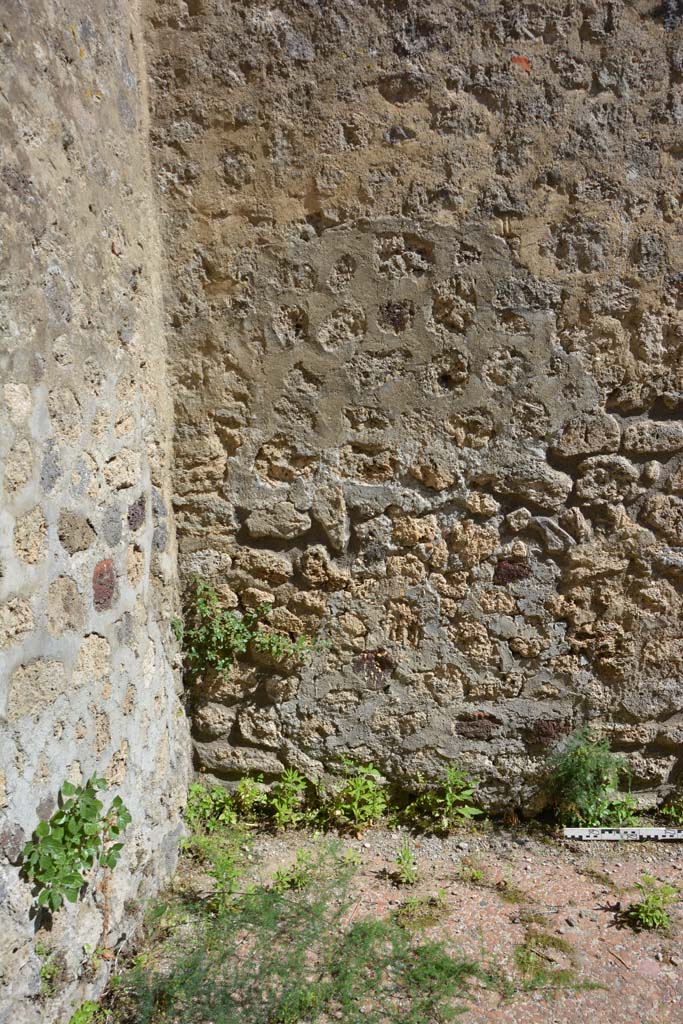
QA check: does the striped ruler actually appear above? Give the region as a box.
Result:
[564,827,683,841]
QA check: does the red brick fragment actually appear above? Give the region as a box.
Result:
[511,55,532,73]
[493,560,531,585]
[93,558,116,611]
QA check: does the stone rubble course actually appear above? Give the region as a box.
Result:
[2,1,683,1021]
[145,1,683,805]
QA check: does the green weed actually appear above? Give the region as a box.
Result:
[114,841,495,1024]
[494,878,532,906]
[329,760,388,831]
[21,776,131,913]
[179,577,320,684]
[185,783,238,833]
[576,863,619,891]
[393,836,418,886]
[459,858,484,884]
[661,799,683,826]
[272,849,314,893]
[235,774,267,820]
[402,765,482,833]
[624,875,678,930]
[68,1002,101,1024]
[36,942,65,998]
[270,768,308,830]
[181,813,245,908]
[546,728,638,827]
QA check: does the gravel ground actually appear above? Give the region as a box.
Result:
[245,824,683,1024]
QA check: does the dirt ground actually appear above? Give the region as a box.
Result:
[242,825,683,1024]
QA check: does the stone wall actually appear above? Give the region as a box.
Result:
[0,2,190,1021]
[145,0,683,810]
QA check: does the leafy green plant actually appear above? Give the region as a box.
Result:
[182,829,245,907]
[341,846,362,868]
[604,791,639,826]
[235,774,267,820]
[21,776,131,912]
[272,849,314,893]
[329,759,387,831]
[270,768,308,830]
[185,783,238,833]
[546,728,638,827]
[206,843,243,905]
[68,1001,101,1024]
[179,577,319,684]
[393,836,418,886]
[661,799,683,826]
[624,875,678,930]
[402,765,482,832]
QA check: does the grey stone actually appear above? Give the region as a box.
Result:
[39,440,62,493]
[102,502,123,547]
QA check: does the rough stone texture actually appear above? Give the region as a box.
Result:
[145,1,683,807]
[0,3,191,1021]
[3,2,683,1016]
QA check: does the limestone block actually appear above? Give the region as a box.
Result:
[246,501,311,539]
[623,420,683,455]
[193,738,285,775]
[7,659,69,720]
[575,455,640,505]
[4,382,32,424]
[126,544,145,586]
[641,493,683,545]
[3,439,33,493]
[446,409,494,449]
[386,554,425,582]
[193,702,239,739]
[465,492,499,517]
[237,548,293,584]
[237,706,281,748]
[317,306,365,352]
[47,576,85,634]
[297,545,348,587]
[430,572,469,601]
[48,387,82,442]
[72,634,111,687]
[103,448,141,490]
[0,597,34,649]
[550,411,621,457]
[447,520,499,567]
[311,482,349,551]
[13,506,47,563]
[58,511,95,554]
[478,454,572,511]
[269,607,305,634]
[392,516,437,547]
